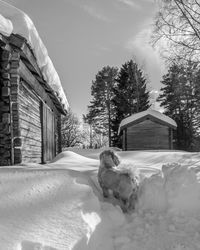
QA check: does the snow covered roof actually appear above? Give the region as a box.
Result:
[119,109,177,133]
[0,0,69,111]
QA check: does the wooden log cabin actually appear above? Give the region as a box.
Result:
[0,33,67,165]
[118,109,177,151]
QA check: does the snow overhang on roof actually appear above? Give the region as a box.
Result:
[118,109,177,134]
[0,0,69,113]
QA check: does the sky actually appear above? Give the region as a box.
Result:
[3,0,165,119]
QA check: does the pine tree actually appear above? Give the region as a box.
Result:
[112,60,150,147]
[157,62,200,151]
[84,66,118,147]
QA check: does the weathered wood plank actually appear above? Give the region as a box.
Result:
[19,81,41,106]
[20,123,41,136]
[22,156,42,160]
[19,109,41,126]
[21,137,41,145]
[19,104,40,120]
[21,156,42,164]
[21,147,41,154]
[21,151,41,157]
[21,140,41,147]
[20,127,42,140]
[21,144,42,152]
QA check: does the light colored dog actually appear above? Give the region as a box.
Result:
[98,149,138,212]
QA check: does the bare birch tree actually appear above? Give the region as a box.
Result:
[61,109,82,148]
[152,0,200,63]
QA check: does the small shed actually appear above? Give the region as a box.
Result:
[118,109,177,151]
[0,34,67,165]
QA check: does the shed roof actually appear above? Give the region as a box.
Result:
[118,109,177,133]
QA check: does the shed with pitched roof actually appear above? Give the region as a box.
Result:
[118,109,177,151]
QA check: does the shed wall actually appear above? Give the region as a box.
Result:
[125,119,170,150]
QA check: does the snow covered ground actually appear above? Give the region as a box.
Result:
[1,149,200,250]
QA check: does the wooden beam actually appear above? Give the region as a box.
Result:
[9,34,42,77]
[0,34,7,48]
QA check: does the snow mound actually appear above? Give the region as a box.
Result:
[51,151,97,164]
[50,151,99,171]
[64,147,122,160]
[117,150,200,176]
[138,163,200,215]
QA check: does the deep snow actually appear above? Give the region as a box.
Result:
[1,149,200,250]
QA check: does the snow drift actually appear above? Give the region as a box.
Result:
[0,149,200,250]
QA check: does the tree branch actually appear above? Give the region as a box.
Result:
[173,0,200,41]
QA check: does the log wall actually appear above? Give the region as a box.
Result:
[125,119,170,150]
[0,47,22,165]
[0,48,12,165]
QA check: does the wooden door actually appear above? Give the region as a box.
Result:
[42,102,56,163]
[18,81,42,163]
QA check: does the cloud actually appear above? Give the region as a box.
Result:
[149,90,164,112]
[117,0,141,9]
[82,4,111,22]
[125,27,166,90]
[98,46,111,52]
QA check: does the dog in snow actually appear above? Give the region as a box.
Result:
[98,149,138,213]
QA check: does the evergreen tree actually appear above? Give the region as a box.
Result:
[157,62,200,151]
[112,60,150,147]
[84,66,118,147]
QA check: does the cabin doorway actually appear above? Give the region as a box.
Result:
[41,102,56,163]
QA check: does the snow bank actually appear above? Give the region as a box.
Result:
[138,163,200,214]
[1,149,200,250]
[0,167,102,250]
[109,161,200,250]
[0,0,69,111]
[49,151,99,171]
